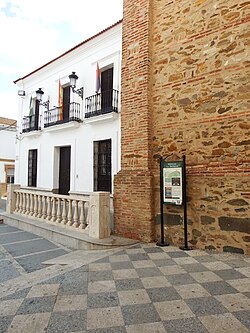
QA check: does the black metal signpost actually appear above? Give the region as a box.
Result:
[179,155,192,251]
[156,156,169,246]
[156,155,192,250]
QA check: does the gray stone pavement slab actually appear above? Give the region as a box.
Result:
[201,280,239,295]
[121,303,161,325]
[15,248,68,273]
[88,291,119,308]
[0,231,41,244]
[0,259,21,283]
[16,296,56,315]
[0,224,250,332]
[3,238,60,257]
[234,310,250,330]
[0,316,13,333]
[163,317,209,333]
[47,310,87,333]
[0,225,19,233]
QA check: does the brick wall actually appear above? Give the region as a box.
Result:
[114,0,250,253]
[114,0,155,241]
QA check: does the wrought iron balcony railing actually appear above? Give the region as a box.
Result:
[22,114,41,133]
[44,102,82,128]
[85,89,119,118]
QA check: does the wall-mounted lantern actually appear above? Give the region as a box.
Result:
[36,88,49,110]
[69,72,83,99]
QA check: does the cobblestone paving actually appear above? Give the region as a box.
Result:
[0,223,249,333]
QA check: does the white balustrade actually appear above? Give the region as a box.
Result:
[12,189,89,231]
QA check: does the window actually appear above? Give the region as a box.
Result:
[7,175,14,184]
[5,167,14,184]
[28,149,37,187]
[29,98,40,130]
[93,139,111,192]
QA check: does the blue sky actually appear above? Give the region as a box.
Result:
[0,0,123,120]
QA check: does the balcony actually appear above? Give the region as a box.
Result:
[44,102,82,128]
[85,89,119,118]
[22,115,41,133]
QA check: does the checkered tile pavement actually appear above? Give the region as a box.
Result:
[1,244,250,332]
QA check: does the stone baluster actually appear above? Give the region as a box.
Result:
[79,200,85,228]
[26,193,30,215]
[62,199,67,224]
[52,198,57,222]
[29,193,34,216]
[67,199,73,226]
[18,192,23,213]
[56,198,62,223]
[22,192,26,214]
[73,200,79,227]
[42,195,47,219]
[15,192,20,212]
[38,195,42,218]
[47,197,52,221]
[33,195,38,217]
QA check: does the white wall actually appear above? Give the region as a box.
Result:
[15,23,122,193]
[0,128,16,183]
[0,129,16,159]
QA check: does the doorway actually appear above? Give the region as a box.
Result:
[62,86,70,121]
[59,146,71,195]
[101,67,113,112]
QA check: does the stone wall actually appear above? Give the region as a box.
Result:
[151,0,250,254]
[114,0,250,254]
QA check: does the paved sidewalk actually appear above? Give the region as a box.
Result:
[0,224,249,332]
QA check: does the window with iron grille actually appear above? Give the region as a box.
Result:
[93,139,111,193]
[28,149,37,187]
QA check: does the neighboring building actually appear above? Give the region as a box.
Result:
[114,0,250,254]
[0,117,16,196]
[14,21,122,196]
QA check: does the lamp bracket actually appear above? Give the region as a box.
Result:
[39,100,50,110]
[71,86,83,99]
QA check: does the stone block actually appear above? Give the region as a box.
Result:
[88,192,110,239]
[6,184,20,214]
[155,213,182,226]
[201,216,215,225]
[223,246,244,254]
[219,217,250,233]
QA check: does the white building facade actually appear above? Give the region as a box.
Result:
[14,21,122,196]
[0,117,16,196]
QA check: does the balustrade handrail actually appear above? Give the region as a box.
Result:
[14,189,90,202]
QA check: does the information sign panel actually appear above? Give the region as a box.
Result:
[163,161,183,205]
